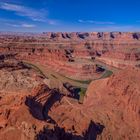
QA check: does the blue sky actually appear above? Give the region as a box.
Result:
[0,0,140,32]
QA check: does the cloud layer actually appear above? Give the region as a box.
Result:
[0,2,47,22]
[78,19,115,25]
[6,23,36,28]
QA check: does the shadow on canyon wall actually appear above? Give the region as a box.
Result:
[25,85,105,140]
[63,82,80,100]
[25,89,63,122]
[35,121,105,140]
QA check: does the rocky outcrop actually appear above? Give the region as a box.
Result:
[0,60,46,129]
[84,67,140,139]
[41,32,140,40]
[0,60,44,93]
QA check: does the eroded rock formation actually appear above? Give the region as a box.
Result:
[0,64,139,140]
[84,67,140,139]
[0,32,140,79]
[0,32,140,140]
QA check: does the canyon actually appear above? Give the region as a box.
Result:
[0,32,140,140]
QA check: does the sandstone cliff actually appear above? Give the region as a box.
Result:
[84,67,140,139]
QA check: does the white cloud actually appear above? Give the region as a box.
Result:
[6,23,20,27]
[47,20,56,25]
[0,2,47,22]
[78,19,115,25]
[21,24,36,28]
[6,23,36,28]
[0,2,59,25]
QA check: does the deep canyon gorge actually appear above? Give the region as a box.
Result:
[0,32,140,140]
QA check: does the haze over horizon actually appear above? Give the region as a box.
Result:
[0,0,140,32]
